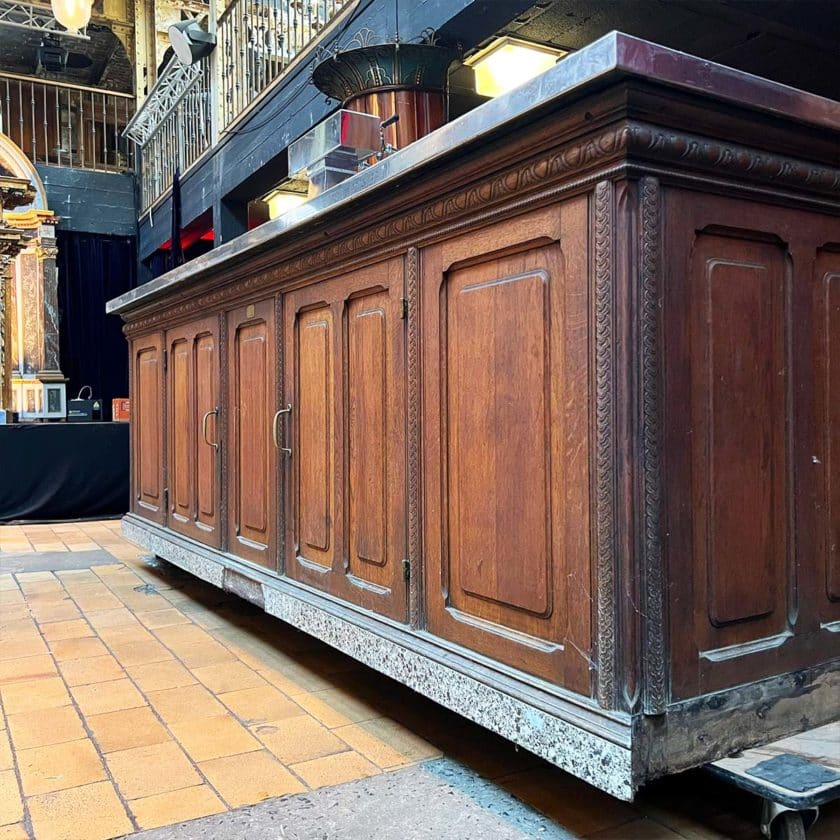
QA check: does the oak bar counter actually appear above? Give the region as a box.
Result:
[108,33,840,800]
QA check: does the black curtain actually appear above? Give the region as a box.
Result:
[56,231,137,419]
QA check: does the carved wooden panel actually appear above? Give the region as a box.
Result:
[284,259,407,622]
[165,317,221,547]
[816,250,840,618]
[132,333,165,524]
[421,202,592,690]
[297,305,335,570]
[691,235,787,634]
[227,300,277,568]
[169,338,192,525]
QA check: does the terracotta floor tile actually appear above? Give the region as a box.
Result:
[0,823,29,839]
[257,665,329,696]
[126,659,197,692]
[290,750,379,789]
[118,593,172,614]
[40,619,94,642]
[70,678,145,716]
[109,639,174,667]
[176,641,237,669]
[0,576,17,592]
[0,607,28,623]
[1,677,70,714]
[58,653,124,687]
[87,706,170,753]
[0,637,47,662]
[136,608,191,629]
[0,655,57,686]
[71,591,122,611]
[67,543,101,553]
[27,601,80,624]
[294,688,380,729]
[106,740,201,800]
[17,738,105,795]
[0,729,11,771]
[154,624,216,650]
[97,624,154,646]
[49,636,108,661]
[217,685,301,725]
[334,721,440,769]
[586,818,683,838]
[6,705,85,750]
[199,750,305,807]
[0,592,24,607]
[0,769,23,827]
[129,783,225,830]
[85,608,138,630]
[27,781,132,840]
[14,572,55,583]
[170,714,260,762]
[252,715,349,764]
[191,661,266,695]
[17,580,62,596]
[146,684,226,724]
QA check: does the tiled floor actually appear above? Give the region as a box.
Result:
[0,521,837,840]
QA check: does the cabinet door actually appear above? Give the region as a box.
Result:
[131,333,165,524]
[165,316,221,547]
[420,202,592,691]
[227,299,278,569]
[283,259,408,622]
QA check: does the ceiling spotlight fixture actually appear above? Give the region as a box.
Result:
[464,36,568,98]
[50,0,94,35]
[168,20,217,66]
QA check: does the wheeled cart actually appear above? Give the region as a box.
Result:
[709,722,840,839]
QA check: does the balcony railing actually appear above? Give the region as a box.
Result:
[127,0,352,211]
[0,72,135,173]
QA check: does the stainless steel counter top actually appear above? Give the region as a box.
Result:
[108,30,840,316]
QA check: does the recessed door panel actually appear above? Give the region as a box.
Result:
[420,200,592,692]
[297,306,334,569]
[228,300,277,568]
[165,317,221,546]
[132,333,164,523]
[284,260,407,622]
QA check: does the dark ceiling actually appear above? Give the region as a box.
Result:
[0,23,132,93]
[456,0,840,101]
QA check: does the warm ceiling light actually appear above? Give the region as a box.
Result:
[465,37,568,98]
[265,188,307,220]
[51,0,93,34]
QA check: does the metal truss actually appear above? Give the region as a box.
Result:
[0,0,89,41]
[123,56,204,146]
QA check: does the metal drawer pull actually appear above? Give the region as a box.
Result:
[272,404,293,456]
[202,407,219,451]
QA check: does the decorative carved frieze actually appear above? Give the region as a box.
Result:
[122,120,840,335]
[638,176,666,715]
[593,179,617,711]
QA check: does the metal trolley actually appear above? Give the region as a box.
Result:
[708,722,840,840]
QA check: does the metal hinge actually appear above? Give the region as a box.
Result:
[400,298,408,319]
[402,558,410,581]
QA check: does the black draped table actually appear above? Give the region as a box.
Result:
[0,422,129,522]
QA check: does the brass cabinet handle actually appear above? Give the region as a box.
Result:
[272,404,292,456]
[202,407,219,451]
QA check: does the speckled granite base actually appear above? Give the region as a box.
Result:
[120,515,635,800]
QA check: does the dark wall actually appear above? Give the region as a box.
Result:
[37,165,137,237]
[57,231,137,417]
[137,0,532,261]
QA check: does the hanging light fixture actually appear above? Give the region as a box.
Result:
[51,0,94,35]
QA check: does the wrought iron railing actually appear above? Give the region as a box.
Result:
[127,0,352,211]
[0,72,134,172]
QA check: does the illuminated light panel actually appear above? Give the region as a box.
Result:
[465,37,568,98]
[266,189,307,220]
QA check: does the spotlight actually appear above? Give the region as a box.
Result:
[168,20,216,66]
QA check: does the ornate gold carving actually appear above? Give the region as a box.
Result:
[639,176,666,715]
[594,179,617,711]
